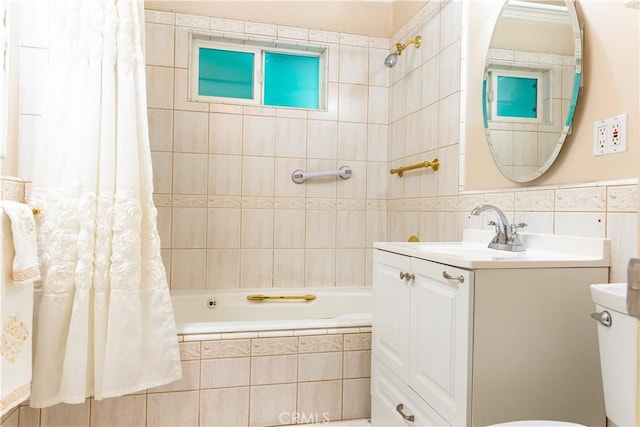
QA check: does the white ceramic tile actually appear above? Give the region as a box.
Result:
[339,45,369,85]
[251,354,298,385]
[199,387,250,427]
[554,212,605,238]
[208,154,242,196]
[367,124,388,162]
[440,0,461,49]
[206,249,240,289]
[17,114,38,180]
[241,156,275,196]
[209,113,242,154]
[309,29,340,44]
[337,123,367,161]
[252,337,299,356]
[145,9,175,25]
[344,350,371,379]
[297,380,343,422]
[211,17,244,33]
[366,86,388,126]
[307,121,338,160]
[389,80,405,123]
[250,384,297,427]
[335,249,366,286]
[179,342,201,361]
[243,116,276,156]
[171,207,206,248]
[439,40,461,99]
[607,185,638,212]
[201,357,250,388]
[145,22,175,67]
[170,249,206,290]
[513,211,554,235]
[298,334,343,353]
[335,210,366,248]
[305,249,335,287]
[274,209,305,248]
[151,151,173,194]
[201,339,250,359]
[278,25,309,40]
[40,401,90,427]
[275,158,306,198]
[338,84,368,123]
[156,206,172,248]
[147,66,174,109]
[368,48,390,87]
[173,153,208,195]
[273,249,305,286]
[175,26,190,69]
[149,360,200,393]
[245,22,277,37]
[340,33,368,47]
[512,131,538,167]
[275,118,307,158]
[175,13,210,29]
[343,333,371,351]
[241,209,274,248]
[174,68,209,112]
[207,208,240,248]
[421,57,439,108]
[555,187,606,211]
[306,210,336,248]
[240,249,273,288]
[606,213,638,283]
[173,110,208,153]
[298,352,342,381]
[438,92,460,147]
[342,378,371,420]
[146,391,199,427]
[148,108,174,152]
[514,190,555,211]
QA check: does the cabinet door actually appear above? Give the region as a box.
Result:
[408,259,473,427]
[372,250,411,381]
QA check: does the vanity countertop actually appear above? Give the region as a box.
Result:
[374,229,611,269]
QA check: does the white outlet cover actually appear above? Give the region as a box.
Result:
[593,113,628,156]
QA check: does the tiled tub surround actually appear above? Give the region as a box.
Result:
[144,9,390,291]
[1,330,372,427]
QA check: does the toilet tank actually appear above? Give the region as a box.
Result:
[591,283,639,427]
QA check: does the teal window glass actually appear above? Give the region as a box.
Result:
[496,76,537,119]
[198,48,254,99]
[264,52,319,109]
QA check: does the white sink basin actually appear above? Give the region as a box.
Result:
[374,229,610,269]
[591,283,628,314]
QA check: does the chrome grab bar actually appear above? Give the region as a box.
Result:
[247,294,317,302]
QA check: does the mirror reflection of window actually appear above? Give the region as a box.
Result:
[0,0,8,159]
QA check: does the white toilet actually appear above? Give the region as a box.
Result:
[491,282,639,427]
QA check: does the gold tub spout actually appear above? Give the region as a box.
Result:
[247,294,317,302]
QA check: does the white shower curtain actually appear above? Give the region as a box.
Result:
[29,0,181,407]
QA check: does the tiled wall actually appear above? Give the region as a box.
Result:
[1,330,371,427]
[0,176,26,203]
[386,1,638,283]
[144,9,390,291]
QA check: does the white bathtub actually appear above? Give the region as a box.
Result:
[171,286,372,335]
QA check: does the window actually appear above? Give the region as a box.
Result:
[190,33,326,110]
[485,67,551,124]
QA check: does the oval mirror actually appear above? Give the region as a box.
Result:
[482,0,582,182]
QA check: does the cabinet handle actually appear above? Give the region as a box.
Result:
[442,271,464,283]
[399,272,415,281]
[395,403,415,422]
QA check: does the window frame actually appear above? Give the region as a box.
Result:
[188,32,327,111]
[486,67,548,124]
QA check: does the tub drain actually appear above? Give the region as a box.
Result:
[206,298,218,309]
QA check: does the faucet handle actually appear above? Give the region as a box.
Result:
[510,222,527,233]
[487,220,498,226]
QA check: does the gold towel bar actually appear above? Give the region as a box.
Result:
[390,158,439,177]
[247,294,317,302]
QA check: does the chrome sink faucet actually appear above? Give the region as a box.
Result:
[470,204,526,252]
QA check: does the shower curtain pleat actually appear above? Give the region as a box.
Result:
[29,0,181,407]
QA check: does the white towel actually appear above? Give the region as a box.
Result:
[0,201,38,416]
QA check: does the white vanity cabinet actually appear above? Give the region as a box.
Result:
[372,250,472,426]
[371,233,611,427]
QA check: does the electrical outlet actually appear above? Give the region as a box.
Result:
[593,113,628,156]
